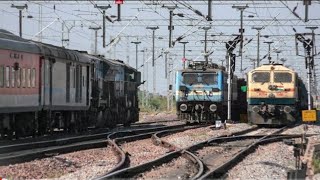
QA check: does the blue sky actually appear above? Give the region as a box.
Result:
[0,1,319,95]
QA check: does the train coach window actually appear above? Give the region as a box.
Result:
[274,72,292,83]
[202,73,217,84]
[27,68,31,88]
[183,73,198,85]
[6,66,10,87]
[31,68,36,87]
[252,72,270,83]
[11,67,15,88]
[16,68,21,87]
[21,68,25,88]
[0,66,3,87]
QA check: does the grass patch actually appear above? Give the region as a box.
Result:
[138,90,176,113]
[313,152,320,174]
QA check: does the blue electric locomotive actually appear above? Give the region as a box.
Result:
[175,61,238,123]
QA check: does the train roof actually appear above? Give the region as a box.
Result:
[81,53,137,71]
[0,29,137,69]
[0,29,90,64]
[248,64,294,73]
[0,29,41,54]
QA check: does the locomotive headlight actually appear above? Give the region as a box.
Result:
[284,106,292,113]
[252,106,260,113]
[209,104,217,112]
[180,104,188,112]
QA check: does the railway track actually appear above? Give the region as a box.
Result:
[0,120,181,166]
[94,125,258,179]
[0,119,180,143]
[96,126,318,179]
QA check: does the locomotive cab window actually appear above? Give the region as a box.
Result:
[202,73,217,84]
[183,73,198,85]
[0,66,3,87]
[274,72,292,83]
[252,72,270,83]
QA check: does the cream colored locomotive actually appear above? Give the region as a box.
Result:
[247,64,308,125]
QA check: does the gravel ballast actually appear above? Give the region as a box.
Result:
[0,147,117,180]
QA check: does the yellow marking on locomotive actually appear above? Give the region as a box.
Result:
[302,110,317,122]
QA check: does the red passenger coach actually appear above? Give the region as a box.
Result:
[0,30,42,137]
[0,49,40,96]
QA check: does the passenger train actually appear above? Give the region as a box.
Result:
[246,64,308,125]
[0,29,141,138]
[175,61,245,123]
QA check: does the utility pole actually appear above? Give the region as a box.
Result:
[303,0,311,22]
[264,41,274,64]
[145,49,149,106]
[131,41,141,69]
[306,26,319,103]
[202,26,211,64]
[232,5,248,73]
[89,26,101,55]
[94,4,111,48]
[179,41,189,69]
[295,33,314,110]
[207,0,213,21]
[249,58,256,69]
[252,26,263,67]
[11,4,28,37]
[162,50,170,110]
[140,49,146,107]
[146,26,159,95]
[163,5,183,48]
[164,51,169,79]
[275,50,282,63]
[168,57,174,111]
[225,35,241,125]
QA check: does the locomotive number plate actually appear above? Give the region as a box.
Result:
[302,110,317,122]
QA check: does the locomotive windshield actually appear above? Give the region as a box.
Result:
[183,73,198,85]
[274,72,292,83]
[182,73,217,85]
[252,72,270,83]
[202,73,217,84]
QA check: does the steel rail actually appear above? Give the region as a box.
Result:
[95,126,260,179]
[198,127,294,179]
[95,124,207,179]
[0,123,185,166]
[0,119,180,154]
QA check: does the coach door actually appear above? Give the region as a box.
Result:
[75,64,82,103]
[86,65,90,106]
[66,63,71,103]
[41,57,53,108]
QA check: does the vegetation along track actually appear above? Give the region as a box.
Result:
[0,120,182,166]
